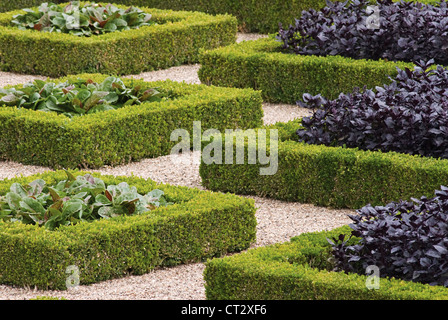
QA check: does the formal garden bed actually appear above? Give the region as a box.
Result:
[198,0,444,103]
[200,0,448,209]
[0,0,327,33]
[199,118,448,209]
[0,73,263,169]
[0,2,237,76]
[0,170,256,290]
[204,225,448,300]
[2,0,448,302]
[199,61,448,209]
[199,0,448,298]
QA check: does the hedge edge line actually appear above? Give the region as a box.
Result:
[199,119,448,209]
[0,0,329,34]
[0,0,441,33]
[198,36,416,104]
[0,73,264,169]
[0,170,257,290]
[203,226,448,300]
[0,2,237,76]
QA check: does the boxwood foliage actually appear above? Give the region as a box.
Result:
[198,35,414,104]
[199,119,448,209]
[0,2,237,77]
[0,0,441,33]
[0,170,257,290]
[203,226,448,300]
[0,73,263,169]
[0,0,329,34]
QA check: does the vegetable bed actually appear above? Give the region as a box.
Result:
[0,0,328,34]
[0,170,257,290]
[0,73,263,169]
[199,0,447,103]
[0,2,237,77]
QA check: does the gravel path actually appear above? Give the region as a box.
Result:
[0,33,352,300]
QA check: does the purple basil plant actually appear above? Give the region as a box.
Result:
[277,0,448,65]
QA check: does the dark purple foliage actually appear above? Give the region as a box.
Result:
[330,186,448,287]
[277,0,448,64]
[296,60,448,160]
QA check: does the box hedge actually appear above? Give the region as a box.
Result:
[0,170,257,290]
[204,226,448,300]
[199,119,448,209]
[0,73,263,169]
[198,35,418,104]
[0,2,237,77]
[0,0,329,34]
[0,0,440,34]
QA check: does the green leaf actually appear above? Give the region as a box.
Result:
[0,94,19,106]
[103,21,117,32]
[98,206,125,218]
[48,187,61,202]
[45,96,68,113]
[10,183,28,198]
[75,89,91,103]
[87,104,115,114]
[83,91,109,111]
[28,179,46,196]
[5,192,22,210]
[113,18,127,27]
[94,194,112,206]
[103,92,119,104]
[20,197,46,215]
[33,79,47,89]
[146,189,165,199]
[61,199,83,216]
[64,170,77,182]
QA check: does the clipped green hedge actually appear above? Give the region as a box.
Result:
[0,0,329,34]
[204,226,448,300]
[0,0,46,12]
[198,36,416,104]
[199,119,448,209]
[0,0,440,33]
[0,73,263,169]
[0,2,237,77]
[0,170,257,290]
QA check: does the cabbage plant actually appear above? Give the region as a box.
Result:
[0,76,170,117]
[0,171,173,230]
[12,1,153,36]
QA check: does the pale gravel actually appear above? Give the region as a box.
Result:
[0,33,352,300]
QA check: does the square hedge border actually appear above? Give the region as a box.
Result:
[0,0,328,34]
[0,170,257,290]
[203,226,448,300]
[0,2,237,77]
[198,36,416,104]
[0,73,263,169]
[0,0,440,34]
[199,119,448,209]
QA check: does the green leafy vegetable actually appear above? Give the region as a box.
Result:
[11,1,154,37]
[0,171,173,230]
[0,76,171,117]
